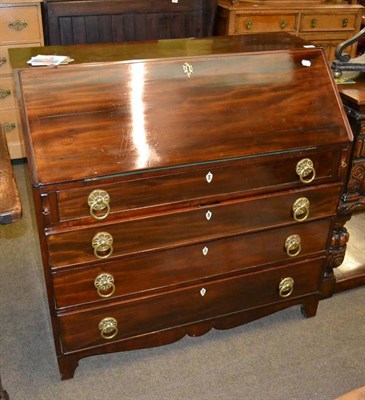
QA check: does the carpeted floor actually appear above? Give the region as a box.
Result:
[0,162,364,400]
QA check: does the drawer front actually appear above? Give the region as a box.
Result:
[47,184,341,268]
[234,14,297,34]
[53,219,331,309]
[300,13,358,32]
[0,44,42,75]
[0,6,42,43]
[55,147,344,225]
[58,257,324,352]
[0,76,16,109]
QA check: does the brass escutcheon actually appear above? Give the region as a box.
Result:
[292,197,310,222]
[8,20,28,31]
[92,232,113,259]
[296,158,316,184]
[278,277,294,298]
[182,62,193,78]
[285,234,301,257]
[88,189,110,220]
[98,317,118,340]
[94,273,116,298]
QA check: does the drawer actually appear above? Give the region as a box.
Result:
[300,13,358,32]
[0,5,42,44]
[47,184,341,268]
[0,76,16,109]
[53,219,331,309]
[0,44,42,75]
[53,147,344,225]
[58,257,324,352]
[234,13,297,34]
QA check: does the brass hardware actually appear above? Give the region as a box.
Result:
[0,89,11,99]
[98,317,118,340]
[292,197,310,222]
[278,277,294,298]
[2,122,15,133]
[342,18,348,28]
[8,20,28,31]
[341,160,347,168]
[311,19,317,28]
[0,57,7,67]
[88,189,111,220]
[92,232,114,259]
[182,62,193,78]
[296,158,316,184]
[280,19,287,29]
[285,234,302,257]
[94,273,116,298]
[246,20,252,30]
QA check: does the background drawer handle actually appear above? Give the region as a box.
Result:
[8,20,28,31]
[280,19,287,29]
[279,277,294,298]
[0,57,7,67]
[292,197,310,222]
[246,20,252,30]
[296,158,316,184]
[285,234,301,257]
[342,18,348,28]
[0,89,11,99]
[92,232,113,259]
[94,273,116,298]
[311,19,317,28]
[88,189,110,220]
[98,317,118,340]
[2,122,16,133]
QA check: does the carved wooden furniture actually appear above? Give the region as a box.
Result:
[334,75,365,291]
[215,0,364,60]
[0,0,44,159]
[41,0,218,45]
[11,33,352,379]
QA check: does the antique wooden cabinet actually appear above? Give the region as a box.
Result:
[215,0,364,60]
[11,33,352,379]
[0,0,44,159]
[42,0,218,45]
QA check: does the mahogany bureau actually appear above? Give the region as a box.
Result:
[10,33,353,379]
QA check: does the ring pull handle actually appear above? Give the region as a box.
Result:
[88,189,110,220]
[279,277,294,298]
[285,234,301,257]
[2,122,15,133]
[98,317,118,340]
[292,197,310,222]
[0,89,11,99]
[296,158,316,184]
[8,20,28,31]
[92,232,113,259]
[94,273,116,298]
[0,57,7,67]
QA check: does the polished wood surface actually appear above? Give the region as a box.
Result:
[42,0,218,45]
[0,127,21,225]
[12,36,350,186]
[12,34,353,379]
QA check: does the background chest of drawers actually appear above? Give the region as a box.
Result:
[215,0,364,60]
[11,33,352,379]
[0,0,43,159]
